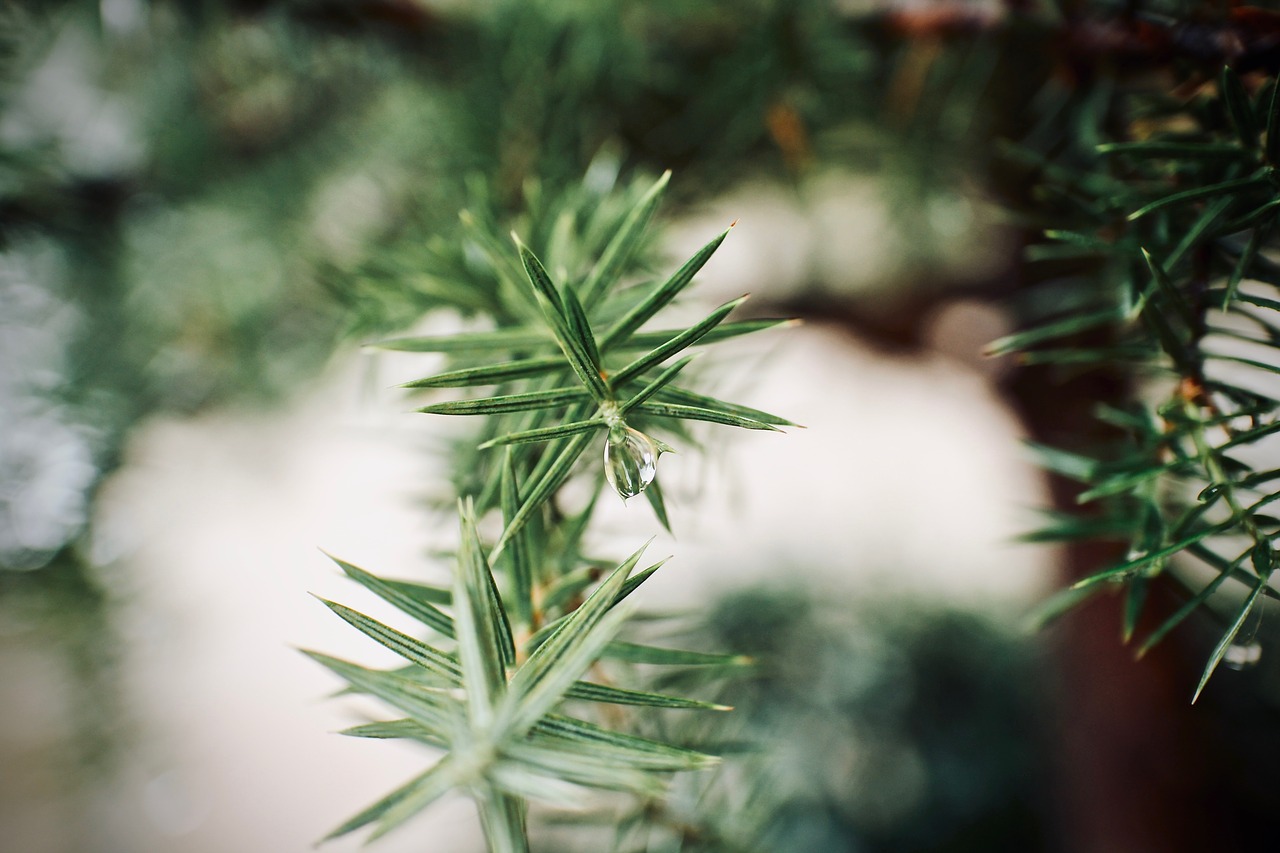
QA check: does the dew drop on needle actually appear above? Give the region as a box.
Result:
[1223,640,1262,671]
[605,426,658,500]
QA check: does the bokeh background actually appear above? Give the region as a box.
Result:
[2,2,1278,852]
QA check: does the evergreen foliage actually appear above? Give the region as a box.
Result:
[6,0,1280,849]
[307,172,789,845]
[1006,39,1280,703]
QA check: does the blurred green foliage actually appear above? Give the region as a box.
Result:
[540,585,1056,853]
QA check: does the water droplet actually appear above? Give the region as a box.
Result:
[1223,640,1262,671]
[1198,483,1222,502]
[604,426,658,500]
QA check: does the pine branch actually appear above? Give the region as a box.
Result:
[1008,59,1280,699]
[308,170,790,846]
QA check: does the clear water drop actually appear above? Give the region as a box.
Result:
[604,426,658,500]
[1198,483,1222,502]
[1223,640,1262,671]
